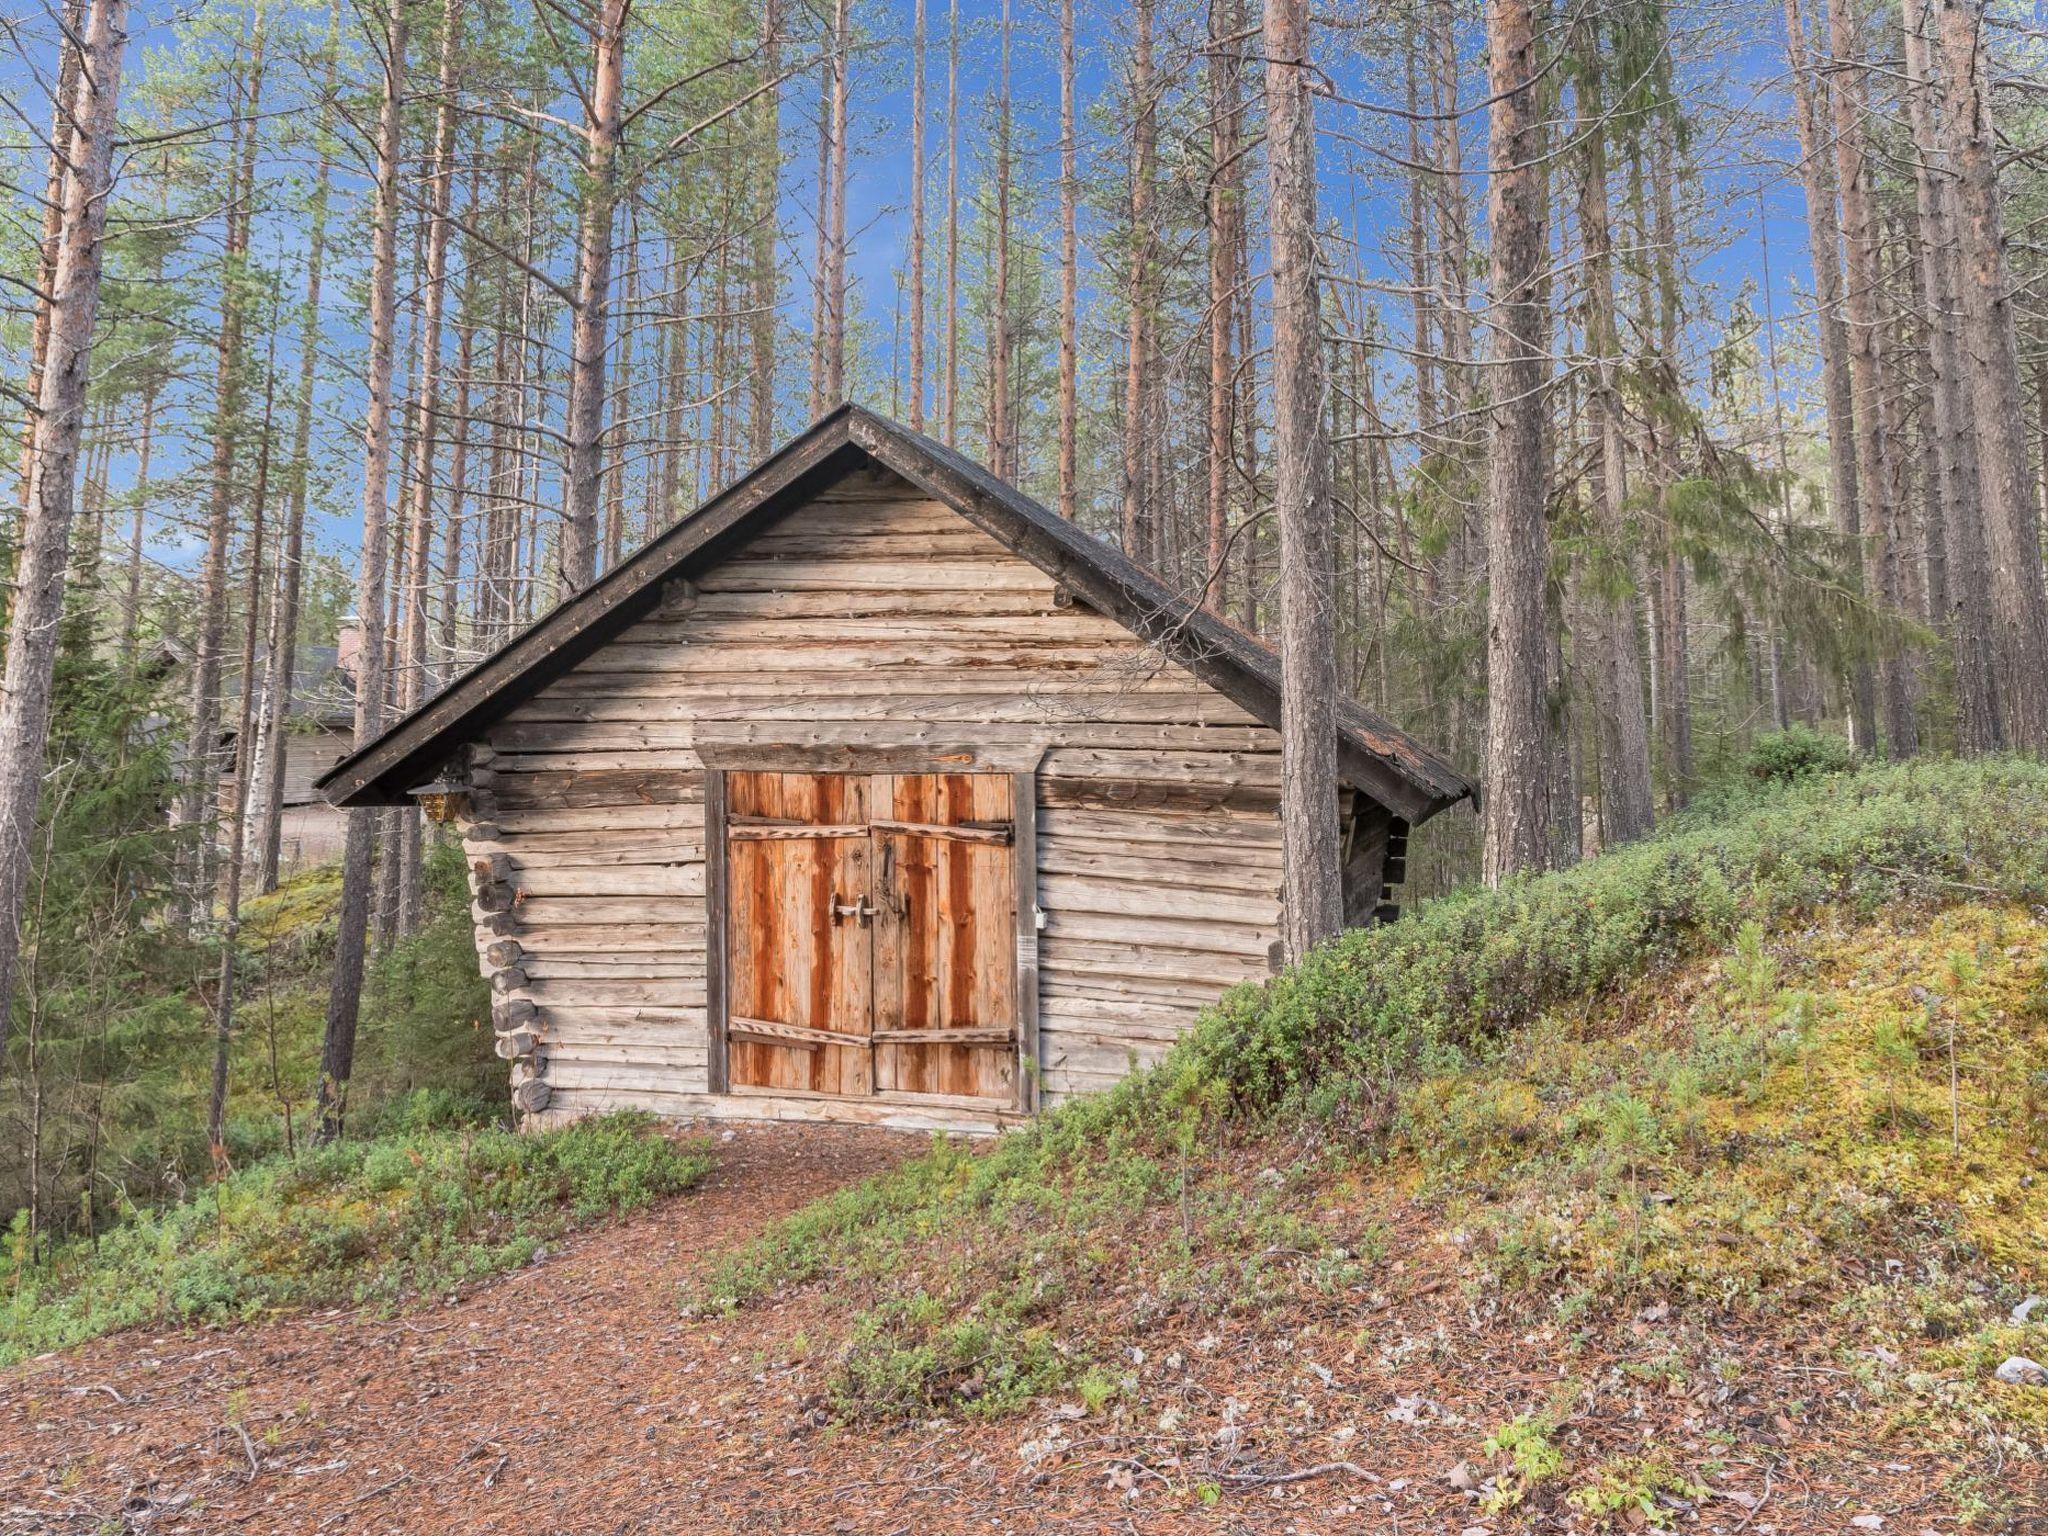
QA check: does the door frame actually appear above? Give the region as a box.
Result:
[703,753,1040,1113]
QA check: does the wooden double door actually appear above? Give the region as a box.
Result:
[721,771,1021,1104]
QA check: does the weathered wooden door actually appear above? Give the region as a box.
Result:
[722,770,1018,1103]
[724,772,876,1095]
[870,774,1018,1101]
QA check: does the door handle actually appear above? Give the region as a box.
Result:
[832,895,879,925]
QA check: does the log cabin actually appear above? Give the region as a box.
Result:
[317,406,1475,1133]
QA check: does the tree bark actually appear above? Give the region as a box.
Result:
[0,0,129,1057]
[318,0,407,1143]
[1480,0,1551,885]
[179,12,267,920]
[908,0,927,433]
[1900,0,1997,752]
[749,0,781,461]
[944,0,960,446]
[253,26,336,892]
[393,0,464,936]
[1824,0,1915,757]
[1121,0,1157,565]
[558,0,628,599]
[1203,0,1241,612]
[1782,0,1876,748]
[11,0,85,545]
[988,0,1013,478]
[1574,33,1654,846]
[1056,0,1077,516]
[822,0,849,403]
[1262,0,1342,960]
[1936,0,2048,750]
[209,364,276,1168]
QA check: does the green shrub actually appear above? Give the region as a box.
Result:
[1163,757,2048,1123]
[1743,724,1855,783]
[0,1112,711,1364]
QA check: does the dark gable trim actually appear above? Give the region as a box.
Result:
[317,404,1477,824]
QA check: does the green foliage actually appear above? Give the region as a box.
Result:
[1744,724,1855,784]
[0,637,202,1238]
[6,827,500,1251]
[1567,1453,1709,1529]
[1481,1411,1566,1513]
[352,839,499,1115]
[1167,758,2048,1124]
[0,1113,711,1364]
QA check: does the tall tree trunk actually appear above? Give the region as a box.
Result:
[1403,15,1437,462]
[1783,0,1876,748]
[1203,0,1240,613]
[1574,34,1654,845]
[253,28,336,892]
[1056,0,1078,516]
[180,12,268,920]
[823,0,849,403]
[944,0,960,446]
[748,0,781,461]
[808,61,831,415]
[0,0,128,1057]
[988,0,1013,477]
[1936,0,2048,750]
[559,0,627,599]
[11,0,85,548]
[1824,0,1915,757]
[1263,0,1341,959]
[1901,0,1997,751]
[1121,0,1157,564]
[1648,129,1695,803]
[209,362,275,1168]
[318,0,407,1143]
[908,0,927,433]
[1480,0,1551,885]
[394,0,464,936]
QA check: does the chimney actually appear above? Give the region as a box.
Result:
[336,615,362,682]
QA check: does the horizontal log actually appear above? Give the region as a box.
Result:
[486,768,704,810]
[695,559,1053,594]
[509,865,704,898]
[493,1027,540,1060]
[511,1077,553,1114]
[489,921,704,952]
[491,997,539,1030]
[523,978,705,1008]
[1038,873,1279,927]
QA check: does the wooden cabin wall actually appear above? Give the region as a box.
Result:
[460,466,1284,1123]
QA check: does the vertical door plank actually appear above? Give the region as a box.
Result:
[872,772,1017,1100]
[726,772,873,1094]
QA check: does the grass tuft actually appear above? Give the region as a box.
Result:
[2,1112,711,1365]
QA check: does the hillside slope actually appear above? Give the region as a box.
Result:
[697,758,2048,1530]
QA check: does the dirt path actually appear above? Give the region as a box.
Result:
[2,1125,2035,1535]
[0,1126,924,1535]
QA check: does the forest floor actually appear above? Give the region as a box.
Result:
[3,1115,2035,1535]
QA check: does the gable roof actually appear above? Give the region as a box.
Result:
[316,405,1477,824]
